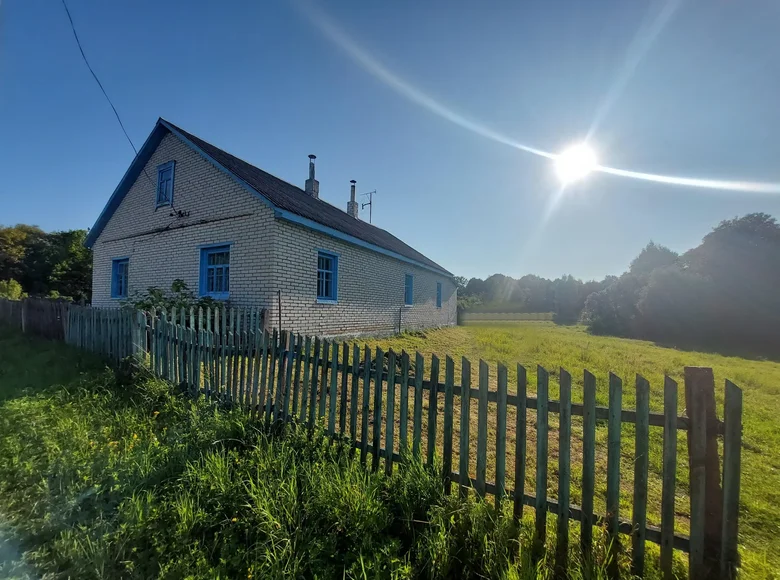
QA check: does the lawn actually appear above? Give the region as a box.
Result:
[0,322,776,578]
[366,323,780,578]
[0,326,654,579]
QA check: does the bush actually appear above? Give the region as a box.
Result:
[124,279,219,313]
[0,279,26,300]
[580,274,643,337]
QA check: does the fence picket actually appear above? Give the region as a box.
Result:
[386,350,396,475]
[340,342,349,435]
[476,360,489,498]
[399,351,410,452]
[257,330,270,418]
[514,364,527,520]
[309,337,321,428]
[460,357,472,498]
[373,347,384,472]
[413,352,424,458]
[581,370,597,556]
[495,363,508,508]
[427,355,440,467]
[239,325,248,405]
[607,372,623,573]
[266,329,278,422]
[720,380,743,578]
[231,311,241,402]
[292,334,303,418]
[319,341,330,419]
[443,356,455,493]
[299,336,312,423]
[556,368,572,572]
[632,374,651,576]
[350,344,361,444]
[328,342,339,435]
[274,332,288,422]
[361,345,371,463]
[535,365,549,545]
[283,333,295,421]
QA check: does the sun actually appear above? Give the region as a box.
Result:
[555,144,598,184]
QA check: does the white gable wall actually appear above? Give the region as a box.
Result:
[91,132,277,308]
[91,130,456,337]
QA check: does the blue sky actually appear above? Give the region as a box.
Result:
[1,0,778,281]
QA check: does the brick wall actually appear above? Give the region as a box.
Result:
[268,220,457,337]
[91,133,277,309]
[92,130,456,337]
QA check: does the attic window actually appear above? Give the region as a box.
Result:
[156,161,175,207]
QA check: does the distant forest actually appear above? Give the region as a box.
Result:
[2,214,779,358]
[0,225,92,302]
[458,213,780,358]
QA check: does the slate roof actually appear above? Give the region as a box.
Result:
[164,120,451,276]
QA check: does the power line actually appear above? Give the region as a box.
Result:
[61,0,138,155]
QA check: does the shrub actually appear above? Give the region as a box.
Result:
[0,279,26,300]
[124,279,219,313]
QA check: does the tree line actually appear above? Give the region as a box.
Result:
[458,213,780,357]
[0,225,92,302]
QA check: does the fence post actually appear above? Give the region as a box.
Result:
[20,299,27,334]
[720,380,743,578]
[685,367,723,580]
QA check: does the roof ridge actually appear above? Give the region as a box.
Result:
[162,119,412,242]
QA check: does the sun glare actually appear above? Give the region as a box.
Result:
[555,144,598,184]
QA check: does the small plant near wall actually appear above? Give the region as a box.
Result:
[123,279,221,313]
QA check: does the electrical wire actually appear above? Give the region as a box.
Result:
[61,0,137,156]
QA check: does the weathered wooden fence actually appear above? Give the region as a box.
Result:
[0,297,70,339]
[1,300,743,579]
[460,311,555,322]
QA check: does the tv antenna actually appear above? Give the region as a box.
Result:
[361,190,378,223]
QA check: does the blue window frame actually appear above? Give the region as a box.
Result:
[404,274,414,306]
[436,282,442,308]
[156,161,175,207]
[317,251,338,302]
[199,244,230,299]
[111,258,129,299]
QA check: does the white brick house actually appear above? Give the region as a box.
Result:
[86,118,457,337]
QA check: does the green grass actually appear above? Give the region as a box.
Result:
[0,327,674,579]
[366,323,780,579]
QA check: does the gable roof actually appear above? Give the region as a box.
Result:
[86,118,452,277]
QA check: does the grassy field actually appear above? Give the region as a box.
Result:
[0,323,777,578]
[0,326,666,579]
[365,323,780,579]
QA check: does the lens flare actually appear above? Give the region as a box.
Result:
[556,144,598,184]
[293,0,780,196]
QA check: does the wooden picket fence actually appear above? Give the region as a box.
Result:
[0,297,70,340]
[2,300,743,579]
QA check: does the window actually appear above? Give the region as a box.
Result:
[111,258,129,299]
[156,161,175,207]
[317,251,338,302]
[200,245,230,299]
[404,274,414,306]
[436,282,442,308]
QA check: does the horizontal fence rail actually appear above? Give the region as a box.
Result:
[0,299,742,579]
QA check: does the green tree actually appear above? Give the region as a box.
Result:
[0,225,92,301]
[629,241,678,277]
[0,279,26,300]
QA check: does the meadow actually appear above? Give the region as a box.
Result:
[0,325,658,579]
[367,323,780,578]
[0,322,777,578]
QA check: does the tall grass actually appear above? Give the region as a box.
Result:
[0,328,671,579]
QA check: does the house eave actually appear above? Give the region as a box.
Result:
[273,209,453,277]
